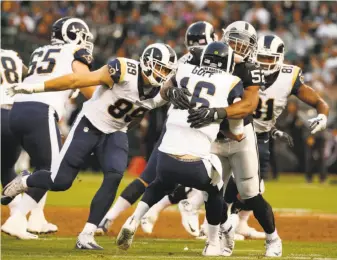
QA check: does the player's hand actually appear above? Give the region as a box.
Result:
[6,84,33,97]
[271,129,294,147]
[308,114,327,134]
[167,87,192,110]
[188,107,216,128]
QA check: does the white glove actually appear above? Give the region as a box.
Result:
[308,114,327,134]
[6,83,45,97]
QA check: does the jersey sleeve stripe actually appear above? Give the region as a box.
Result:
[137,177,149,187]
[230,77,241,91]
[119,58,127,82]
[291,66,300,90]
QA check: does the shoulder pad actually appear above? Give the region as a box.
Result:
[73,47,94,69]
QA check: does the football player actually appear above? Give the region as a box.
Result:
[1,17,96,239]
[187,21,282,257]
[94,21,218,236]
[3,43,188,249]
[0,49,29,236]
[223,33,329,249]
[116,41,245,256]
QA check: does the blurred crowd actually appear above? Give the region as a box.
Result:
[2,1,337,179]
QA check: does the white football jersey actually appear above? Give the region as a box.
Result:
[159,63,243,157]
[253,65,303,133]
[0,49,23,105]
[82,58,166,134]
[14,43,93,118]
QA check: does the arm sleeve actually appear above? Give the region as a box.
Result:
[73,48,94,69]
[107,58,127,84]
[227,79,244,105]
[290,68,304,96]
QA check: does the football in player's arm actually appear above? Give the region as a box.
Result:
[288,68,329,134]
[8,57,190,109]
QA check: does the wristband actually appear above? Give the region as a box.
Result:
[33,82,45,93]
[215,108,227,119]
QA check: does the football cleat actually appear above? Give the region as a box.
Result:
[202,241,221,256]
[220,224,235,257]
[27,210,58,234]
[1,213,38,240]
[95,218,112,236]
[178,199,199,237]
[2,170,30,199]
[116,216,139,251]
[75,232,103,250]
[140,210,159,234]
[265,237,282,257]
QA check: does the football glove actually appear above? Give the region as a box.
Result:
[270,128,294,148]
[6,83,45,97]
[308,114,327,134]
[166,87,192,110]
[188,107,227,128]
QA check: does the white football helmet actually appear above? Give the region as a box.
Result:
[51,17,94,54]
[140,43,178,87]
[221,21,257,60]
[255,35,285,75]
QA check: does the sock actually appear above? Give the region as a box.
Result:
[16,193,38,216]
[150,195,171,214]
[30,193,47,217]
[22,175,29,188]
[8,194,22,215]
[222,213,239,232]
[266,229,279,240]
[188,190,204,209]
[207,223,220,244]
[104,196,131,221]
[81,222,97,234]
[238,210,251,224]
[133,201,150,221]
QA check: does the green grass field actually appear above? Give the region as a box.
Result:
[2,174,337,260]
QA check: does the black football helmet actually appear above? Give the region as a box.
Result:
[200,41,235,74]
[51,17,93,54]
[185,21,217,51]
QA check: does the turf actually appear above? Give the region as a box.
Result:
[45,173,337,213]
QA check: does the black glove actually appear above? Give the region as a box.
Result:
[271,128,294,147]
[167,87,192,110]
[187,107,227,128]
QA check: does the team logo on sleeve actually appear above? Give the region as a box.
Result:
[82,54,93,64]
[108,64,116,75]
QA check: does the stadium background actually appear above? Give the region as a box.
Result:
[1,1,337,259]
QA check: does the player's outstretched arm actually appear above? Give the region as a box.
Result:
[223,85,260,119]
[295,84,329,134]
[7,65,113,97]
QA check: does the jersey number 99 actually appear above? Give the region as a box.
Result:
[108,99,148,123]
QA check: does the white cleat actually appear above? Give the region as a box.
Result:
[140,210,158,234]
[27,212,58,234]
[236,223,266,239]
[2,170,30,199]
[1,213,38,240]
[178,199,199,237]
[95,218,112,236]
[265,237,282,257]
[75,232,103,250]
[220,224,235,257]
[202,241,221,256]
[116,216,139,251]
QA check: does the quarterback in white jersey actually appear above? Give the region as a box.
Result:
[116,42,244,256]
[4,42,190,250]
[1,17,95,240]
